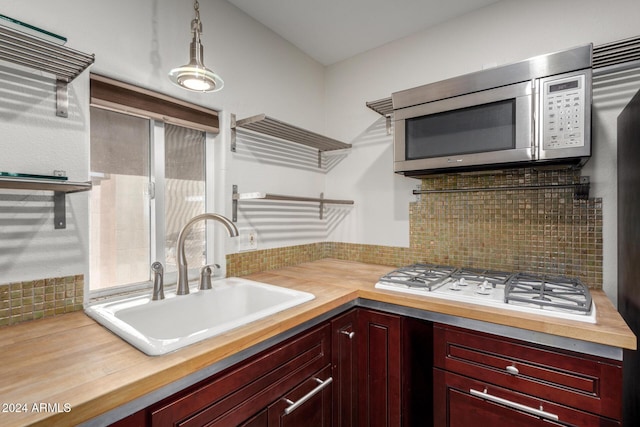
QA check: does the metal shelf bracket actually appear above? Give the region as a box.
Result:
[56,79,69,118]
[53,191,66,229]
[230,113,237,152]
[0,176,92,229]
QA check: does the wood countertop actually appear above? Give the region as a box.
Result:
[0,259,635,426]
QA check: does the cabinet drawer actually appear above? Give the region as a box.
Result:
[150,323,331,426]
[434,368,620,427]
[268,365,333,426]
[433,324,622,420]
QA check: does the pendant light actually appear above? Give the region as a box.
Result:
[169,0,223,92]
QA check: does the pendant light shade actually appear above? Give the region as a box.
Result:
[169,0,223,93]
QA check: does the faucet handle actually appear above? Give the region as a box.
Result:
[199,264,221,291]
[151,262,165,300]
[199,265,213,291]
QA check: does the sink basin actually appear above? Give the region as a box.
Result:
[85,278,315,356]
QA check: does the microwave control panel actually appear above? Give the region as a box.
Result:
[541,73,587,150]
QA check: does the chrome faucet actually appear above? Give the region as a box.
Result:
[176,213,239,295]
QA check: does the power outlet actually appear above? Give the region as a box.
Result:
[238,228,258,251]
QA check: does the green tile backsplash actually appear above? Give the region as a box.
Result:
[229,168,603,289]
[411,168,602,288]
[0,275,84,327]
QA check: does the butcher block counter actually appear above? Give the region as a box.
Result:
[0,259,635,427]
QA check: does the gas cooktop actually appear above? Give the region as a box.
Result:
[375,264,596,323]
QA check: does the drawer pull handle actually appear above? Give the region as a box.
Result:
[470,388,559,422]
[283,377,333,415]
[340,330,355,339]
[505,365,519,375]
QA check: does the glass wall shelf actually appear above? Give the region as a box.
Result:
[0,14,67,45]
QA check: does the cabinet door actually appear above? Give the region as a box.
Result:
[433,368,620,427]
[331,309,358,427]
[267,365,332,427]
[357,309,401,427]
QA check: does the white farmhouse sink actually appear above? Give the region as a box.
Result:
[85,278,315,356]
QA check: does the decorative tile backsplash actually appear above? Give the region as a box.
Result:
[0,275,84,327]
[226,242,413,278]
[227,242,326,277]
[410,168,602,288]
[229,168,603,289]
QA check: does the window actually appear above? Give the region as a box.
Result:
[163,123,207,275]
[90,108,152,289]
[89,109,207,292]
[88,75,218,295]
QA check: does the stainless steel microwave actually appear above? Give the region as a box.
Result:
[392,44,592,176]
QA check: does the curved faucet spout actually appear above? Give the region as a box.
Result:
[176,213,239,295]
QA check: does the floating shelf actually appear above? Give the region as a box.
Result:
[0,176,92,229]
[231,114,351,167]
[232,185,353,221]
[366,97,393,117]
[365,98,393,134]
[0,25,94,117]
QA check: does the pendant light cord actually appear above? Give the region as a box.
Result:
[192,0,202,40]
[194,0,200,24]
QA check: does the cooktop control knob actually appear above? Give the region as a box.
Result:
[476,280,491,295]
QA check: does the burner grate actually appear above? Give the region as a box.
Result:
[504,273,592,313]
[378,263,456,290]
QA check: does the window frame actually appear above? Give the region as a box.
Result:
[90,74,219,133]
[88,75,219,299]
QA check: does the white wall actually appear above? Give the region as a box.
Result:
[323,0,640,303]
[0,0,326,284]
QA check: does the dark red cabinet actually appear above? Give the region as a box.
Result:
[331,309,358,427]
[433,323,623,426]
[434,368,621,427]
[112,308,433,427]
[356,309,434,427]
[110,310,622,427]
[148,323,331,426]
[357,308,402,427]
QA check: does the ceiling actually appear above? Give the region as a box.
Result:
[226,0,500,65]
